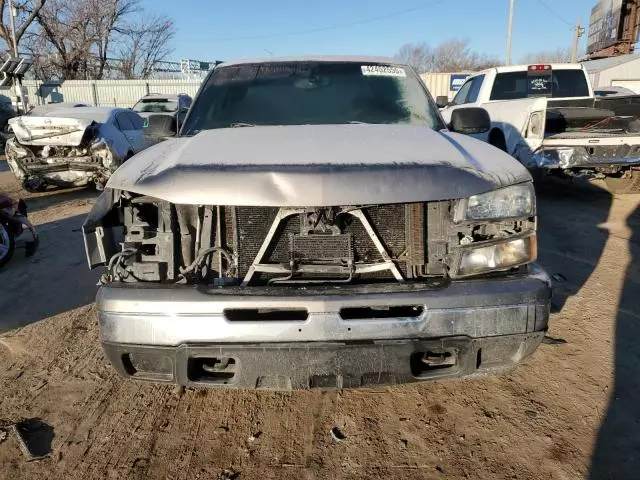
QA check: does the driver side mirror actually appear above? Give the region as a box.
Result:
[449,107,490,134]
[435,96,450,109]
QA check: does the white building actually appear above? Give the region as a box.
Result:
[582,54,640,93]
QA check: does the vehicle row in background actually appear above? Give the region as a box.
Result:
[5,107,156,192]
[438,63,640,193]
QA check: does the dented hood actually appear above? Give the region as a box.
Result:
[8,116,93,146]
[107,124,531,206]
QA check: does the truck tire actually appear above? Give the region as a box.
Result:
[0,223,15,268]
[604,171,640,194]
[489,129,507,152]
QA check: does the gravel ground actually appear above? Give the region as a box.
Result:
[0,161,638,480]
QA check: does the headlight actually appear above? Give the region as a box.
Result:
[455,183,535,222]
[455,235,537,277]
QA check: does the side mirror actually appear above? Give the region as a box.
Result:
[449,107,490,134]
[143,114,177,138]
[435,96,449,109]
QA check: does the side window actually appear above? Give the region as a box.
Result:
[466,74,484,103]
[451,75,484,105]
[115,112,134,131]
[451,80,473,105]
[490,72,528,100]
[127,112,144,130]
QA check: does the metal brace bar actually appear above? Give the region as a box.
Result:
[251,264,291,274]
[242,208,305,286]
[348,209,404,281]
[354,262,398,274]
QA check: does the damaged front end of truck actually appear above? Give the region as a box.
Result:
[84,187,539,288]
[5,116,124,192]
[81,124,551,389]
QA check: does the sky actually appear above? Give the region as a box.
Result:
[148,0,592,63]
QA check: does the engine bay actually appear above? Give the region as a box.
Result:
[84,191,537,286]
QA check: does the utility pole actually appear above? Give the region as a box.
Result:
[8,0,27,113]
[506,0,515,65]
[571,21,585,63]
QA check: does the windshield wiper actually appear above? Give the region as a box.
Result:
[229,122,256,128]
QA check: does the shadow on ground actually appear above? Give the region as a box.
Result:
[23,187,98,214]
[536,179,612,313]
[590,199,640,479]
[0,213,99,331]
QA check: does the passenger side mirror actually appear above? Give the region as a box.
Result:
[435,96,449,109]
[449,107,490,134]
[143,114,178,138]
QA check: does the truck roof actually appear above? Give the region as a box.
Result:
[476,63,585,76]
[219,55,402,68]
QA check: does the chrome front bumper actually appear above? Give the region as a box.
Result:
[97,265,551,345]
[96,264,551,388]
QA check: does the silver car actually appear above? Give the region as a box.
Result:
[84,56,551,390]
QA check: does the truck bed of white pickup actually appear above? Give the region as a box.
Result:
[439,63,640,193]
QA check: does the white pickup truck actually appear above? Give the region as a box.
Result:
[439,63,640,193]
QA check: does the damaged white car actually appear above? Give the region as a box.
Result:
[5,107,152,191]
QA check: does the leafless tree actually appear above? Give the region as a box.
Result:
[432,39,500,72]
[395,42,435,73]
[396,39,500,73]
[24,0,174,80]
[520,47,573,64]
[0,0,46,54]
[27,0,100,79]
[85,0,138,79]
[117,15,174,79]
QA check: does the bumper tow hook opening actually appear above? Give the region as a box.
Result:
[410,350,457,377]
[188,357,237,384]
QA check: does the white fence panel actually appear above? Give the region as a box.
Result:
[21,79,204,107]
[420,73,452,98]
[18,72,473,108]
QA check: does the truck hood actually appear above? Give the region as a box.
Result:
[8,116,94,146]
[107,124,531,206]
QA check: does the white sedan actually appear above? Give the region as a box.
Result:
[5,107,155,191]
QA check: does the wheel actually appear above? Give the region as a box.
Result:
[604,171,640,194]
[0,223,15,268]
[489,129,507,152]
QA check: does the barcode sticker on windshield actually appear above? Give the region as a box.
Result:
[361,65,406,77]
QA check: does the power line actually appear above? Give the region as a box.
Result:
[209,0,450,42]
[534,0,574,28]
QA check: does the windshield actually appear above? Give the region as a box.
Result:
[182,61,443,134]
[490,70,590,100]
[133,98,179,113]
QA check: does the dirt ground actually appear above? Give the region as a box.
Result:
[0,160,639,480]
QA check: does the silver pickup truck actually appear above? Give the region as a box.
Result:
[83,56,551,390]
